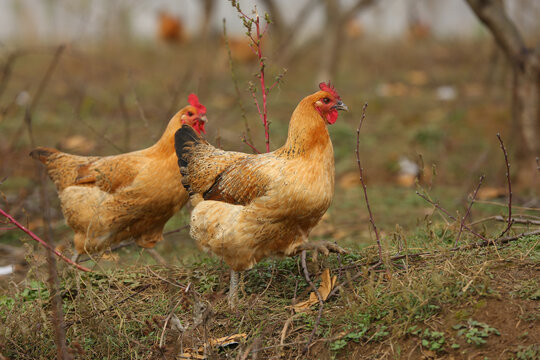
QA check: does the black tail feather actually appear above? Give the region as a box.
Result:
[175,125,202,194]
[174,125,200,168]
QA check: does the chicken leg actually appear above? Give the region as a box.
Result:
[228,270,239,307]
[294,241,347,256]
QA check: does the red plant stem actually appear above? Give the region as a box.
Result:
[0,208,92,272]
[236,7,270,153]
[454,175,485,247]
[496,133,513,238]
[355,103,384,263]
[0,226,17,231]
[255,14,270,153]
[242,137,261,154]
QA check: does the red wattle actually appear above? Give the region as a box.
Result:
[326,110,338,124]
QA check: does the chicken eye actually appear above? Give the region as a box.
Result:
[188,111,194,116]
[322,97,330,104]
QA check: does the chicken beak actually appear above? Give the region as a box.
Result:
[199,115,208,123]
[332,101,349,111]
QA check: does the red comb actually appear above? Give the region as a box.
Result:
[188,93,207,115]
[318,82,341,100]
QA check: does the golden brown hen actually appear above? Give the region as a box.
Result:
[30,94,207,260]
[175,83,348,303]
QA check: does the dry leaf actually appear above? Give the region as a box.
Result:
[293,269,337,312]
[208,333,247,347]
[178,351,206,360]
[177,333,247,359]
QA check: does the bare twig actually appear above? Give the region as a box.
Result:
[455,175,485,247]
[300,250,323,355]
[159,297,184,348]
[536,157,539,172]
[468,215,540,226]
[163,224,190,236]
[0,208,91,272]
[355,103,384,263]
[416,192,489,242]
[241,136,261,154]
[494,229,540,243]
[496,133,514,238]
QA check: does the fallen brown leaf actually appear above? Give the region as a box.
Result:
[293,269,337,312]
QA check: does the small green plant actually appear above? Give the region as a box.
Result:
[407,326,445,352]
[372,325,389,341]
[453,319,500,345]
[421,328,445,352]
[514,344,539,360]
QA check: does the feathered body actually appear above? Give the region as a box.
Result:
[30,95,207,255]
[176,84,347,271]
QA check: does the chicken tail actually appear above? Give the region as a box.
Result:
[29,147,60,164]
[174,125,202,194]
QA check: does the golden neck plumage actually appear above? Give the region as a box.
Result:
[279,98,331,158]
[148,111,185,158]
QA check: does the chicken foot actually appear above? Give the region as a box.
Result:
[294,241,347,256]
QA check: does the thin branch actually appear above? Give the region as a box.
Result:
[300,250,323,356]
[496,133,513,238]
[455,175,485,247]
[355,103,384,263]
[241,136,261,154]
[536,157,539,172]
[468,215,540,227]
[0,208,91,272]
[163,224,190,236]
[159,297,184,348]
[416,192,489,242]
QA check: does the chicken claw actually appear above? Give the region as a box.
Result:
[295,241,347,256]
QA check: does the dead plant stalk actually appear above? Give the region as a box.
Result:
[496,133,514,238]
[355,103,384,263]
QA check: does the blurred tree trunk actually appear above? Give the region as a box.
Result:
[265,0,321,64]
[466,0,540,184]
[199,0,216,40]
[317,0,376,81]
